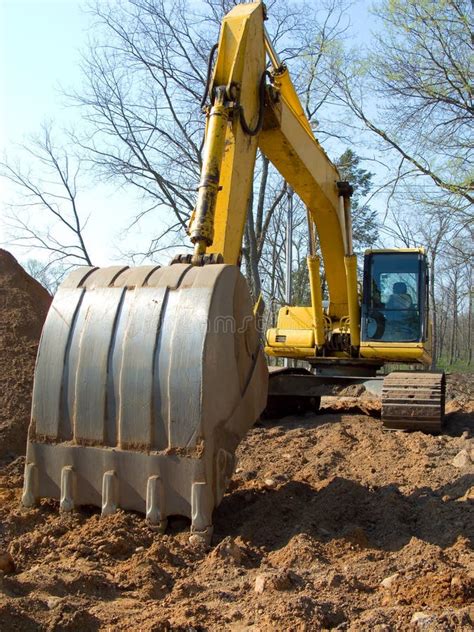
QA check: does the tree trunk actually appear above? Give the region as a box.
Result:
[467,264,472,365]
[448,271,458,366]
[244,190,262,303]
[429,256,437,367]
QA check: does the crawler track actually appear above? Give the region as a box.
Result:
[381,371,446,432]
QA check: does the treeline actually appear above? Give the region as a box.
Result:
[435,255,472,368]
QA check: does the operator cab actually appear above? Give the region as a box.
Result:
[361,250,429,344]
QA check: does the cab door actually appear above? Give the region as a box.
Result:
[360,250,431,364]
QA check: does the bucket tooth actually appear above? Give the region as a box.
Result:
[101,470,118,516]
[22,462,39,508]
[146,475,167,532]
[60,466,75,512]
[190,481,214,543]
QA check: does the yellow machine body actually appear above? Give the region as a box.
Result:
[360,342,432,364]
[266,245,433,368]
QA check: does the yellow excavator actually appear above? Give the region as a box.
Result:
[23,2,445,542]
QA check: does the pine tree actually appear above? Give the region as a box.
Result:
[336,149,379,251]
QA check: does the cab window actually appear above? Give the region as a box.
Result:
[362,253,426,343]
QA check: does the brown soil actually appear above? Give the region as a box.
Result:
[0,253,472,630]
[0,250,51,460]
[0,405,471,630]
[446,373,474,411]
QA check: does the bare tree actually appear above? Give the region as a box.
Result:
[330,0,473,205]
[465,261,473,366]
[24,258,67,294]
[380,182,473,367]
[72,0,352,296]
[1,124,93,268]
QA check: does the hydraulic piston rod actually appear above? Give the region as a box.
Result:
[307,255,325,350]
[189,87,229,259]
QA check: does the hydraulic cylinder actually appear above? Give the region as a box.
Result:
[307,255,325,350]
[189,87,229,257]
[344,254,361,350]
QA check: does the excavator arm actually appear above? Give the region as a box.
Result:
[189,2,360,340]
[172,2,444,434]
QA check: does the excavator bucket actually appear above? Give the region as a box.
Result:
[22,263,268,542]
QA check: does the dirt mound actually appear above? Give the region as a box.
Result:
[447,372,474,410]
[0,396,472,630]
[0,250,51,460]
[0,286,472,630]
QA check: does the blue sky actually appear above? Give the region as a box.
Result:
[0,0,85,140]
[0,0,378,268]
[0,0,147,266]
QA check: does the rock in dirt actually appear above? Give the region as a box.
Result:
[451,449,473,469]
[254,574,267,593]
[254,570,294,593]
[209,537,247,565]
[46,596,63,610]
[450,575,463,591]
[0,552,15,574]
[188,533,211,548]
[0,250,51,460]
[326,572,344,588]
[410,611,434,627]
[380,572,399,589]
